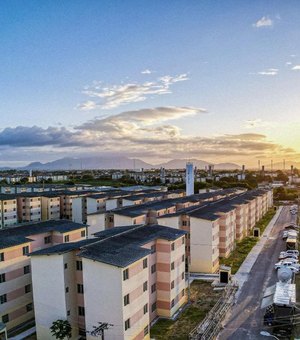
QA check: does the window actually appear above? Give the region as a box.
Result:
[143,258,148,269]
[143,303,148,314]
[171,299,175,308]
[81,230,86,238]
[125,318,130,331]
[124,294,130,306]
[182,255,185,262]
[0,253,4,262]
[143,281,148,292]
[171,243,175,251]
[44,236,52,244]
[151,283,156,293]
[67,310,70,316]
[171,281,174,289]
[2,314,9,323]
[77,284,84,294]
[78,306,85,316]
[151,264,156,274]
[181,289,185,297]
[0,273,5,283]
[25,284,31,293]
[0,294,7,304]
[123,268,129,281]
[76,261,83,271]
[65,287,69,293]
[26,303,33,312]
[151,245,156,254]
[182,272,185,280]
[64,263,68,269]
[182,237,185,244]
[64,235,69,243]
[171,262,175,270]
[151,302,157,312]
[23,246,29,255]
[24,265,30,274]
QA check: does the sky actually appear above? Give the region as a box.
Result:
[1,0,300,167]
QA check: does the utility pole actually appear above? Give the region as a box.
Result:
[89,322,113,340]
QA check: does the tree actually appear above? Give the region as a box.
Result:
[50,320,72,340]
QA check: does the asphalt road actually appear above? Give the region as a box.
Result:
[220,206,296,340]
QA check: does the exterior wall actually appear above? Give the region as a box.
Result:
[0,199,18,228]
[189,218,219,273]
[156,238,187,317]
[41,196,60,221]
[157,216,180,230]
[72,198,85,224]
[17,197,41,223]
[86,213,105,237]
[31,255,72,339]
[114,214,146,227]
[0,242,33,332]
[218,210,236,258]
[86,197,105,214]
[83,259,125,340]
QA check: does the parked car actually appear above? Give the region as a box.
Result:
[274,261,300,272]
[286,250,299,256]
[278,254,298,261]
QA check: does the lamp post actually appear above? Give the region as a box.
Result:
[260,330,280,340]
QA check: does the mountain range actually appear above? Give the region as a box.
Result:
[13,156,241,171]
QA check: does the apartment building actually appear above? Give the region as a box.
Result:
[16,195,42,223]
[158,189,273,273]
[86,189,243,236]
[0,220,87,336]
[0,195,18,229]
[30,224,187,340]
[41,194,61,221]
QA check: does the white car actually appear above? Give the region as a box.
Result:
[274,261,300,272]
[286,250,299,256]
[278,254,298,261]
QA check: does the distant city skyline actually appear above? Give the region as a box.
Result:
[1,1,300,167]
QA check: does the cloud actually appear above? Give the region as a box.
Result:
[253,16,273,28]
[0,105,297,165]
[292,65,300,70]
[244,119,276,129]
[285,62,292,66]
[257,68,278,76]
[77,73,189,110]
[141,69,153,74]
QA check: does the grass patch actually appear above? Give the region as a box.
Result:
[150,281,222,340]
[220,208,276,274]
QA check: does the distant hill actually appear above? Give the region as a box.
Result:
[157,159,240,170]
[21,157,153,170]
[18,157,241,170]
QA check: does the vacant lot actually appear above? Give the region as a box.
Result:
[150,281,222,340]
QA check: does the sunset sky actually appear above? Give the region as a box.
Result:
[1,1,300,167]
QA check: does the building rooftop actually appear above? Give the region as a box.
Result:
[0,220,87,249]
[79,224,187,268]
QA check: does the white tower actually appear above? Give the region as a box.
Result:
[186,162,194,196]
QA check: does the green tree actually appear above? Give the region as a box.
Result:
[50,319,72,340]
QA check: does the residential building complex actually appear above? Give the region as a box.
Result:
[30,224,187,340]
[0,220,87,335]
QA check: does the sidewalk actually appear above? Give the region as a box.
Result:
[233,206,283,299]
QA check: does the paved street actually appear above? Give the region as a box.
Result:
[220,206,296,340]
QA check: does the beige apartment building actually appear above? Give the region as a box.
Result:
[158,189,273,273]
[17,195,42,223]
[0,220,87,336]
[30,224,187,340]
[0,195,18,228]
[41,194,61,221]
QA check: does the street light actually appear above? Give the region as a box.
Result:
[260,331,280,340]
